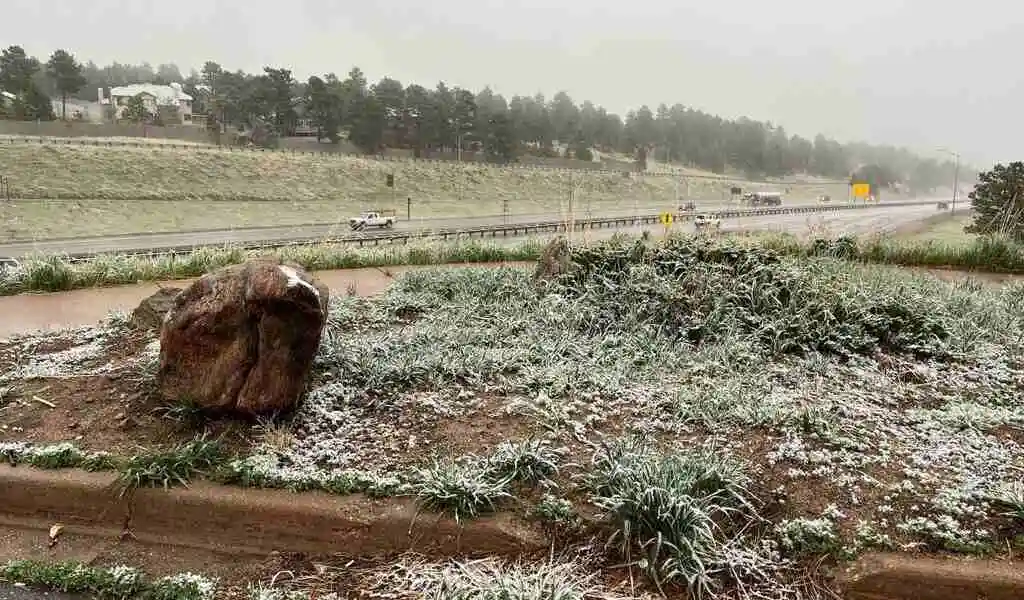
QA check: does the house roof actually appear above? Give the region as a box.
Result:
[0,91,16,101]
[108,83,193,104]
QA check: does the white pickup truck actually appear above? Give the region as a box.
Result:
[0,258,20,273]
[348,211,397,231]
[693,214,722,231]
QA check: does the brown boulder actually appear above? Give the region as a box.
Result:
[130,287,183,331]
[157,259,330,416]
[533,236,573,284]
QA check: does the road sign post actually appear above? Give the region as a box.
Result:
[852,183,871,202]
[660,211,674,238]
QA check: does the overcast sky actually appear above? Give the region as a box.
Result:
[1,0,1020,167]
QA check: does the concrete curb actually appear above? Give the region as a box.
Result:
[841,553,1024,600]
[0,466,546,558]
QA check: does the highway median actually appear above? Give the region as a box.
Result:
[0,206,1022,296]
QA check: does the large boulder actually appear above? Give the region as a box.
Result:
[158,259,330,416]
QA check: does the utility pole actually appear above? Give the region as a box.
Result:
[953,152,960,212]
[937,147,961,212]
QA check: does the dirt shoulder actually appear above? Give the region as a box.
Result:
[841,553,1024,600]
[1,466,546,559]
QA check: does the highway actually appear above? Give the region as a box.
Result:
[0,197,812,257]
[0,198,942,259]
[439,203,941,249]
[0,202,944,339]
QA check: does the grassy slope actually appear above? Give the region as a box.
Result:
[0,143,851,241]
[898,213,975,243]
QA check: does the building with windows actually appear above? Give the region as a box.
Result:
[103,82,195,123]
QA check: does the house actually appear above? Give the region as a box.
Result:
[0,90,16,112]
[292,96,316,136]
[103,82,195,124]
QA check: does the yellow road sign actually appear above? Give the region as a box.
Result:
[660,212,674,226]
[852,183,871,198]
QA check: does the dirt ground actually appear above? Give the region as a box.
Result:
[0,325,253,455]
[0,326,552,473]
[3,259,1024,599]
[0,523,357,600]
[840,553,1024,600]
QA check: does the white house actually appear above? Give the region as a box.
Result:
[103,82,195,123]
[0,90,16,111]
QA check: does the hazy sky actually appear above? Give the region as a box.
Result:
[2,0,1020,167]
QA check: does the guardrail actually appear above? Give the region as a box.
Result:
[1,135,851,186]
[49,200,938,263]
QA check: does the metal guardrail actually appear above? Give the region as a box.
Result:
[51,200,938,263]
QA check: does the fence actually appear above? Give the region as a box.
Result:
[1,135,853,187]
[0,120,211,143]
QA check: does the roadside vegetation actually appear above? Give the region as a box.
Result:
[4,229,1024,297]
[3,235,1022,598]
[0,560,217,600]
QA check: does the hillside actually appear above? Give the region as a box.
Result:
[0,143,854,240]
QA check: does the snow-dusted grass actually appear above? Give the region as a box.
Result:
[584,438,763,596]
[3,235,1023,596]
[6,229,1024,298]
[0,236,544,295]
[0,560,217,600]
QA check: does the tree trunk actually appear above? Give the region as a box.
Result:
[61,94,67,121]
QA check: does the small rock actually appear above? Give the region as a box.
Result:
[67,422,79,430]
[130,287,183,331]
[533,236,573,285]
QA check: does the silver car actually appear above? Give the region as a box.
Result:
[694,214,721,231]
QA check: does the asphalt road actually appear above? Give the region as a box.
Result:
[0,197,796,257]
[0,198,937,258]
[462,203,942,249]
